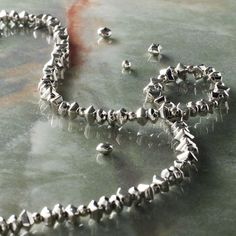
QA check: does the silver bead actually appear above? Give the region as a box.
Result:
[77,205,89,217]
[174,160,191,178]
[116,187,125,204]
[128,111,136,121]
[32,212,42,224]
[109,195,123,213]
[96,109,107,125]
[18,210,34,229]
[148,43,162,55]
[214,82,230,92]
[183,143,199,154]
[186,64,194,73]
[49,93,63,111]
[40,207,55,227]
[122,194,133,207]
[40,14,50,24]
[122,60,131,70]
[96,143,113,155]
[186,101,198,117]
[38,77,51,89]
[154,95,167,107]
[97,27,112,39]
[19,11,29,25]
[158,102,171,119]
[161,168,177,185]
[198,64,207,73]
[65,205,79,225]
[7,215,21,234]
[84,105,96,125]
[205,66,216,75]
[174,128,195,141]
[160,169,171,181]
[157,74,166,82]
[208,71,222,82]
[192,65,203,79]
[52,204,67,223]
[144,84,161,103]
[169,103,183,122]
[150,182,161,194]
[35,13,44,27]
[58,101,69,117]
[169,166,184,184]
[136,107,148,126]
[49,18,61,29]
[175,137,197,153]
[137,184,154,202]
[0,217,9,235]
[40,87,52,101]
[77,107,86,117]
[107,109,116,125]
[210,89,228,102]
[128,186,142,206]
[152,175,169,192]
[177,151,198,163]
[165,66,176,82]
[9,10,19,23]
[54,63,65,80]
[147,108,159,123]
[173,125,189,136]
[87,200,103,222]
[68,102,79,120]
[98,196,112,214]
[115,108,128,125]
[149,77,163,87]
[28,14,36,27]
[196,100,209,116]
[175,62,186,74]
[0,10,9,24]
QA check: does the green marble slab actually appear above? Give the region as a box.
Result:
[0,0,235,235]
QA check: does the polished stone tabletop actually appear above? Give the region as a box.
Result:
[0,0,235,235]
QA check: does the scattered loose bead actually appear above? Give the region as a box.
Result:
[97,27,112,39]
[96,143,113,155]
[122,60,132,70]
[148,43,162,55]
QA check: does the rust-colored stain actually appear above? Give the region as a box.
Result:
[1,63,41,78]
[0,63,41,107]
[67,0,91,67]
[0,1,92,108]
[0,83,36,108]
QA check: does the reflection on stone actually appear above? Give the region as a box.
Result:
[147,53,163,63]
[42,106,172,152]
[97,37,113,45]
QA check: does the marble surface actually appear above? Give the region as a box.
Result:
[0,0,235,235]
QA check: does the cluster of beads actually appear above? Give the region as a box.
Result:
[143,63,230,121]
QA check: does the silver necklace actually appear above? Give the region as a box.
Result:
[0,10,230,235]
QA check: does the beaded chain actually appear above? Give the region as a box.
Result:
[0,10,230,235]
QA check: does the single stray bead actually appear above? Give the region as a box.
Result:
[97,27,112,39]
[122,60,132,70]
[148,43,162,55]
[96,143,113,155]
